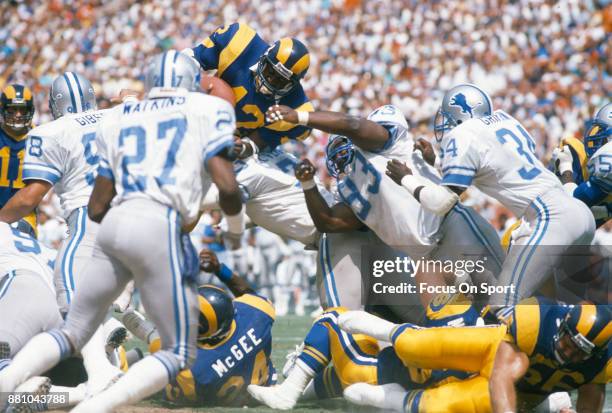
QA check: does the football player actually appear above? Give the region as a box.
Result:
[0,50,244,413]
[553,103,611,227]
[335,300,610,413]
[204,148,411,317]
[383,84,595,310]
[123,249,276,406]
[184,22,314,153]
[0,73,128,396]
[0,84,37,236]
[248,293,479,410]
[266,103,504,307]
[0,73,130,396]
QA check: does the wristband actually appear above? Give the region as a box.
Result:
[217,263,233,282]
[226,205,245,234]
[400,174,424,195]
[296,111,309,126]
[301,179,316,190]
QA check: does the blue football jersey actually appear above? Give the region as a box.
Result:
[506,296,610,395]
[164,293,276,406]
[191,22,313,149]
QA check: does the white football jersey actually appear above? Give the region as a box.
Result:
[440,110,561,217]
[337,105,443,255]
[235,149,319,246]
[587,141,612,193]
[97,90,235,225]
[24,109,108,218]
[0,223,55,291]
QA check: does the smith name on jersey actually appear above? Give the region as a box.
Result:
[160,294,276,406]
[191,22,313,148]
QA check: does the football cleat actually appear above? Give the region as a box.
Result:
[247,384,296,410]
[5,376,51,413]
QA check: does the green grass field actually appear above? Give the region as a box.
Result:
[115,315,610,413]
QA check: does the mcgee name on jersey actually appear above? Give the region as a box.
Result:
[211,327,263,378]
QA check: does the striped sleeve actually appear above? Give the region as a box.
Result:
[440,133,479,188]
[23,135,64,184]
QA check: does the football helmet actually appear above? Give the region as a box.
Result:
[144,50,201,94]
[255,38,309,100]
[553,303,611,366]
[326,135,355,178]
[583,103,611,158]
[197,285,235,346]
[49,72,96,120]
[0,84,35,138]
[434,83,493,141]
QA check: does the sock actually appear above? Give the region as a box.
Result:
[0,332,65,393]
[48,383,87,408]
[76,355,172,412]
[302,379,316,400]
[338,311,397,342]
[344,383,407,411]
[82,327,119,382]
[277,360,315,403]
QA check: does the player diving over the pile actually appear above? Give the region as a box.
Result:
[264,101,504,308]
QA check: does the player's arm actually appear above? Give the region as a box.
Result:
[294,159,363,232]
[265,105,390,152]
[0,180,51,223]
[88,175,116,223]
[199,248,254,297]
[385,159,462,215]
[575,383,605,413]
[489,341,530,413]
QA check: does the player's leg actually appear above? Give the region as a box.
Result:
[316,232,366,310]
[249,307,378,409]
[390,324,506,377]
[72,202,199,412]
[345,375,491,413]
[0,271,62,359]
[0,242,130,397]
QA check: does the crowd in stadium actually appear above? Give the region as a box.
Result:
[1,0,610,310]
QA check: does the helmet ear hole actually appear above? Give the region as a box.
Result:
[457,120,462,125]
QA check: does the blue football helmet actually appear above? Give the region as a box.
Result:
[434,83,493,141]
[326,135,355,178]
[197,285,235,345]
[144,50,201,94]
[584,103,611,158]
[553,303,611,366]
[255,38,310,100]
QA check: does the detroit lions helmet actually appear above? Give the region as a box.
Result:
[434,84,493,141]
[584,102,611,158]
[553,303,611,366]
[255,38,309,100]
[144,50,201,94]
[197,285,235,346]
[49,72,96,120]
[326,135,355,178]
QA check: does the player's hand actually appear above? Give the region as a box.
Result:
[111,89,140,105]
[265,104,298,124]
[552,145,573,174]
[233,137,253,159]
[386,159,413,185]
[414,137,436,166]
[199,249,221,273]
[295,159,316,182]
